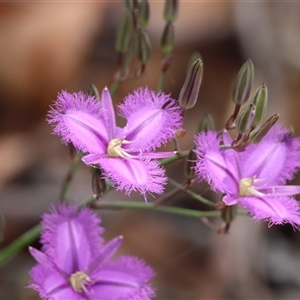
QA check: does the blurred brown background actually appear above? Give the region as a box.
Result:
[1,2,300,299]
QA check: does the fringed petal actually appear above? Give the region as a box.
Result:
[98,157,167,196]
[242,123,300,185]
[118,87,182,151]
[239,196,300,229]
[91,256,155,300]
[194,131,238,194]
[48,91,108,154]
[41,205,104,274]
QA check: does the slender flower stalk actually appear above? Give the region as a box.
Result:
[194,123,300,228]
[28,205,155,300]
[48,87,182,199]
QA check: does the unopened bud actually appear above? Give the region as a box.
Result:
[115,12,133,54]
[187,52,202,73]
[252,83,268,126]
[232,59,254,105]
[198,113,215,132]
[178,58,203,109]
[249,113,279,144]
[138,0,150,28]
[184,147,197,180]
[163,0,178,22]
[137,28,151,64]
[88,83,100,101]
[91,168,107,200]
[160,22,175,55]
[125,0,138,11]
[236,103,256,134]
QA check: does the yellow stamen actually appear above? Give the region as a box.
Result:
[239,177,264,196]
[107,138,140,158]
[69,271,92,292]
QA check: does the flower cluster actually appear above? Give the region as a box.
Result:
[28,205,155,300]
[194,124,300,228]
[48,87,182,199]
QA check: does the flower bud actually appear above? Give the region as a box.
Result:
[88,83,100,101]
[137,28,151,64]
[232,59,254,105]
[91,168,106,201]
[125,0,138,11]
[178,58,203,109]
[252,83,268,126]
[163,0,178,22]
[184,147,197,180]
[115,12,133,54]
[249,113,279,144]
[138,0,150,28]
[186,52,202,73]
[160,21,175,55]
[198,113,215,132]
[235,103,256,134]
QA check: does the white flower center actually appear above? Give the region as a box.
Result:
[239,177,264,196]
[107,138,140,158]
[69,271,92,292]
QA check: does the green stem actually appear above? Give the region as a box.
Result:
[157,71,166,92]
[168,178,215,207]
[93,201,220,218]
[59,156,81,202]
[0,224,41,266]
[160,150,189,167]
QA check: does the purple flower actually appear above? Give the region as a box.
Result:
[48,87,182,198]
[194,124,300,228]
[28,205,156,300]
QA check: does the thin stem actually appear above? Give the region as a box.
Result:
[168,178,215,207]
[157,71,166,92]
[0,224,41,266]
[154,186,181,205]
[160,150,189,167]
[59,155,81,202]
[92,201,221,218]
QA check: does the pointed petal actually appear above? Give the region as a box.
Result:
[101,87,116,140]
[260,185,300,197]
[97,157,167,196]
[90,256,155,300]
[87,236,123,275]
[142,151,176,159]
[29,247,53,267]
[222,194,238,206]
[241,123,300,185]
[239,196,300,228]
[194,131,239,194]
[40,205,104,274]
[118,87,182,151]
[48,91,108,154]
[29,264,78,300]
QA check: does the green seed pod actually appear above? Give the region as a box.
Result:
[249,113,279,144]
[178,58,203,109]
[115,12,133,54]
[137,28,151,64]
[232,59,254,105]
[87,83,100,101]
[160,21,175,55]
[184,146,197,180]
[198,113,215,132]
[252,83,268,126]
[91,168,107,200]
[138,0,150,28]
[236,103,256,134]
[163,0,178,22]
